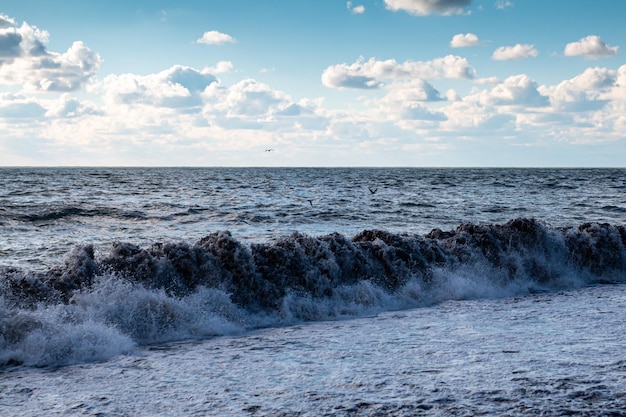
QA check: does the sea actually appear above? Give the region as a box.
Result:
[1,167,625,416]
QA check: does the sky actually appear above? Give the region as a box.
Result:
[1,0,625,167]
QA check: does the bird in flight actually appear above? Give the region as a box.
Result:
[265,149,274,152]
[368,187,378,195]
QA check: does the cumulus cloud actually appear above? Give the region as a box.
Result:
[205,78,288,117]
[441,99,515,131]
[347,1,366,14]
[101,65,218,108]
[487,74,548,107]
[384,0,472,15]
[0,14,16,29]
[322,55,475,89]
[0,14,101,91]
[450,33,481,48]
[384,79,444,103]
[612,65,626,107]
[436,73,550,134]
[0,93,46,119]
[202,79,328,131]
[204,61,234,74]
[492,44,538,60]
[402,104,448,121]
[355,78,448,126]
[540,66,616,112]
[564,35,618,59]
[196,30,236,45]
[45,94,102,118]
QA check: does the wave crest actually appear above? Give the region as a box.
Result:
[2,218,625,367]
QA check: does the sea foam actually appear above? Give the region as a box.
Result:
[2,218,625,367]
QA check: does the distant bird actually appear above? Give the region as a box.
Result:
[307,199,314,207]
[265,149,274,152]
[368,187,378,195]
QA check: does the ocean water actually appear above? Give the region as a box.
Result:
[1,167,626,416]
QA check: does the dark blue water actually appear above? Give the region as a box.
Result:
[2,167,624,270]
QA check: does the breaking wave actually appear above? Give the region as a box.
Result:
[1,218,625,368]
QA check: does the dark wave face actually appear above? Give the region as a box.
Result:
[1,219,625,368]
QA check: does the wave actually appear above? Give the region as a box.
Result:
[1,218,625,368]
[11,206,147,223]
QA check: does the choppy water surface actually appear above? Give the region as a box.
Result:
[1,167,625,270]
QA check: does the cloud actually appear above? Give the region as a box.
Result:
[204,61,234,74]
[564,35,618,60]
[492,44,538,60]
[540,66,616,112]
[0,93,46,118]
[495,0,513,9]
[384,79,444,103]
[384,0,472,15]
[441,99,515,131]
[45,94,102,118]
[205,78,287,117]
[101,65,218,108]
[402,104,448,121]
[0,14,16,29]
[202,79,329,131]
[611,65,626,109]
[0,15,100,91]
[196,30,236,45]
[474,76,501,85]
[347,1,366,14]
[487,74,549,107]
[322,55,476,89]
[450,33,481,48]
[435,73,549,135]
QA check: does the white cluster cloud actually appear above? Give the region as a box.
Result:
[45,93,102,118]
[384,0,472,15]
[564,35,618,59]
[373,80,447,122]
[204,78,291,119]
[384,79,444,103]
[540,67,616,112]
[486,74,548,107]
[0,93,46,119]
[203,61,234,74]
[0,91,102,121]
[0,14,101,91]
[450,33,481,48]
[202,78,328,131]
[347,1,366,14]
[196,30,236,45]
[322,55,475,89]
[492,44,538,60]
[101,65,217,108]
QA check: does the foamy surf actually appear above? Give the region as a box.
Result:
[2,218,625,368]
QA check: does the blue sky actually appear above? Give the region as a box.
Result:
[1,0,625,166]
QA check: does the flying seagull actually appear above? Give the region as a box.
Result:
[265,149,274,152]
[368,187,378,195]
[296,197,317,207]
